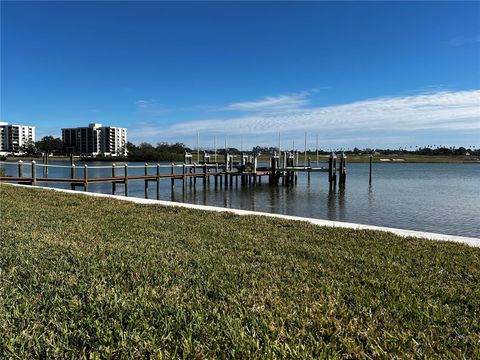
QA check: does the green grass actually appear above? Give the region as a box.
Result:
[1,185,479,358]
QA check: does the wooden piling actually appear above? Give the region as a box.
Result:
[171,163,175,190]
[112,163,116,195]
[182,164,187,192]
[70,164,76,190]
[339,153,347,185]
[124,164,129,196]
[84,165,88,192]
[369,155,373,183]
[328,152,337,190]
[18,160,23,178]
[43,153,49,178]
[144,163,149,198]
[156,164,161,200]
[31,161,36,185]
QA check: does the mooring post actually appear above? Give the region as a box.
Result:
[253,156,258,185]
[215,163,219,187]
[340,153,347,185]
[83,165,88,192]
[171,163,175,190]
[70,153,74,166]
[224,153,229,188]
[71,164,76,190]
[31,161,36,185]
[328,152,337,190]
[144,163,149,198]
[156,164,161,200]
[124,164,129,196]
[369,155,373,184]
[42,153,48,178]
[111,163,116,195]
[204,163,208,185]
[45,153,49,178]
[193,164,197,188]
[18,160,23,178]
[182,163,187,192]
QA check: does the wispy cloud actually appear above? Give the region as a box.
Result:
[129,90,480,148]
[224,92,311,112]
[447,34,480,47]
[135,99,169,115]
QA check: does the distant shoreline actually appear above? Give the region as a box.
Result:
[1,154,478,164]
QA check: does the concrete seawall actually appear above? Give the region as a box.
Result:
[6,183,480,248]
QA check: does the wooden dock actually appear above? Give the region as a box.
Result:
[0,152,366,199]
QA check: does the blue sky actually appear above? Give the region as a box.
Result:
[2,1,479,150]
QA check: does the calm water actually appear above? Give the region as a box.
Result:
[2,161,479,238]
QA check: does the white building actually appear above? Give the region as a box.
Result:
[0,122,36,155]
[62,123,127,156]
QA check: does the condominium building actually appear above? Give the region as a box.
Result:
[0,122,36,155]
[62,123,127,156]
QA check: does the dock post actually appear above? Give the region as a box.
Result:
[83,165,88,192]
[253,156,258,185]
[112,163,116,195]
[31,161,36,185]
[171,163,175,190]
[214,163,219,187]
[18,160,24,178]
[71,164,76,190]
[70,153,74,166]
[369,155,373,184]
[156,164,161,200]
[328,152,337,190]
[43,152,49,178]
[224,153,229,188]
[182,164,187,192]
[204,164,208,185]
[340,153,347,185]
[144,163,149,198]
[124,164,129,196]
[194,164,197,188]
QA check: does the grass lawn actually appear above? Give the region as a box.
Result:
[0,185,479,358]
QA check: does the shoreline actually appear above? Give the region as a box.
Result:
[1,154,479,164]
[6,183,479,247]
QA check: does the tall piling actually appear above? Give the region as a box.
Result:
[18,160,23,178]
[144,163,149,198]
[112,163,116,195]
[31,161,36,185]
[328,152,337,190]
[124,164,129,196]
[156,164,161,200]
[83,165,88,192]
[369,155,373,184]
[339,153,347,185]
[70,164,76,190]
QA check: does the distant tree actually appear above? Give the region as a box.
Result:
[20,140,37,156]
[36,136,63,153]
[126,141,137,153]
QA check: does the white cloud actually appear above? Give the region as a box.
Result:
[224,92,310,112]
[129,90,480,148]
[135,99,169,115]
